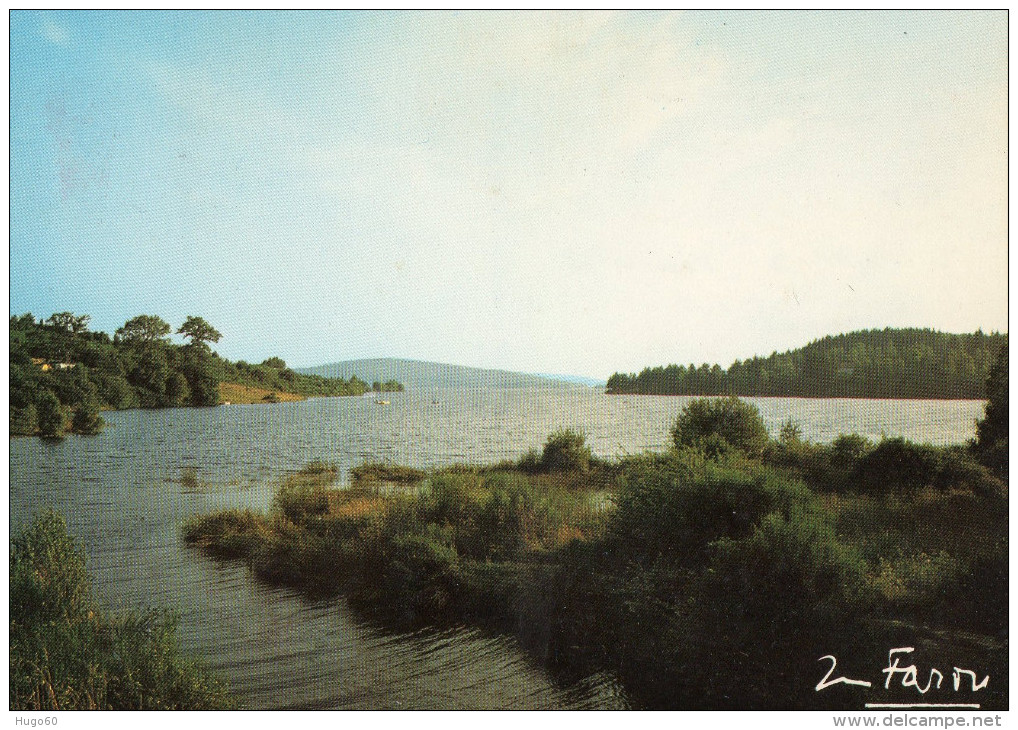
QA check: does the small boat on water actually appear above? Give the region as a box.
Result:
[376,399,390,405]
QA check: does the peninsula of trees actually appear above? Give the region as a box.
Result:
[606,328,1006,400]
[10,312,402,437]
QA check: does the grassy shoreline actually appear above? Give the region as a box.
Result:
[11,511,234,710]
[183,403,1008,710]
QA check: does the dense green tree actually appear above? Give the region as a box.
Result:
[71,397,105,435]
[36,391,66,438]
[177,316,222,351]
[974,342,1007,476]
[96,372,137,410]
[164,371,192,407]
[115,315,171,344]
[182,349,219,407]
[46,312,91,334]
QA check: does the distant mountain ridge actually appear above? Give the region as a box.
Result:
[298,358,588,390]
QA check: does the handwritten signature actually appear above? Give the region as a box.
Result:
[817,648,989,694]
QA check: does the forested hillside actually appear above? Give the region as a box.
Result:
[606,329,1006,399]
[9,312,389,437]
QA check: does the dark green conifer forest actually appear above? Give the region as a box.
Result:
[606,328,1006,399]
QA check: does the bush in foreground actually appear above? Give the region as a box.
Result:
[541,429,592,473]
[11,510,233,710]
[671,396,770,458]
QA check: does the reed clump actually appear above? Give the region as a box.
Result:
[11,510,234,710]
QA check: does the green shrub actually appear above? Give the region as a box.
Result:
[250,520,342,594]
[779,418,803,443]
[934,446,1006,499]
[36,390,66,439]
[541,429,592,473]
[705,510,868,625]
[830,433,874,468]
[475,473,560,559]
[517,448,542,474]
[610,460,816,567]
[182,509,268,559]
[673,510,869,708]
[272,462,338,523]
[350,462,426,486]
[671,397,770,458]
[363,527,463,622]
[12,511,232,710]
[274,484,329,524]
[424,472,484,527]
[852,438,942,493]
[71,397,105,435]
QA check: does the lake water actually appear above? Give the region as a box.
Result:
[8,388,986,709]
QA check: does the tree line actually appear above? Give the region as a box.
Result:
[606,328,1007,400]
[10,312,399,438]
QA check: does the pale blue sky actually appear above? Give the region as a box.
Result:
[10,11,1008,377]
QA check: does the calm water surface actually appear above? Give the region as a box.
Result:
[9,387,985,709]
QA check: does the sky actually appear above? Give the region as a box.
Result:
[9,11,1009,378]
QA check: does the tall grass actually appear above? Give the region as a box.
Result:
[11,511,234,710]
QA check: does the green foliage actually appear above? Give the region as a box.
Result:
[46,311,91,334]
[183,509,269,559]
[779,418,803,443]
[671,396,770,458]
[164,370,192,407]
[115,314,171,343]
[540,429,592,473]
[36,390,66,438]
[96,372,138,409]
[272,462,338,524]
[10,312,395,429]
[607,328,1006,399]
[975,341,1007,476]
[830,433,874,467]
[181,347,219,407]
[350,462,426,487]
[675,511,869,708]
[769,434,995,496]
[703,511,868,629]
[71,398,105,435]
[11,511,91,625]
[424,472,485,527]
[475,473,562,560]
[375,530,463,619]
[10,404,38,436]
[610,459,816,567]
[517,448,542,473]
[11,511,233,710]
[177,315,222,350]
[852,438,942,492]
